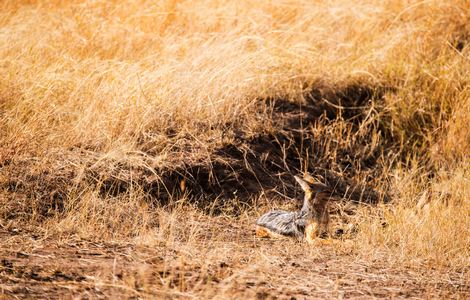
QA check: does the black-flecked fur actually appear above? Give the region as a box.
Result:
[256,209,307,237]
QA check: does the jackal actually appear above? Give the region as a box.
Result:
[256,174,331,244]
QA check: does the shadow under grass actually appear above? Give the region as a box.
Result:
[0,82,396,221]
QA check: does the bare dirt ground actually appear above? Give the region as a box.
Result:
[1,218,468,299]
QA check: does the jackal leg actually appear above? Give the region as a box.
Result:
[305,223,342,245]
[255,225,287,239]
[305,222,319,244]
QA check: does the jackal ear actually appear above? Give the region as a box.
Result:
[294,175,311,193]
[303,173,316,185]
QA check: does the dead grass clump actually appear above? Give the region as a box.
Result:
[48,189,156,240]
[355,165,470,268]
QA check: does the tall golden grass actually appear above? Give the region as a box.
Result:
[1,0,469,270]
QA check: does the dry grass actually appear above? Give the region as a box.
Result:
[355,165,470,268]
[0,0,469,298]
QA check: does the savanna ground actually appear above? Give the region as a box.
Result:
[0,0,469,298]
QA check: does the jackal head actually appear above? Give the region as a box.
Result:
[294,174,331,210]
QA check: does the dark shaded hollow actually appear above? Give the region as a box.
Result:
[142,83,393,206]
[0,82,394,219]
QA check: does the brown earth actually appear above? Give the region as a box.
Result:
[1,219,468,299]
